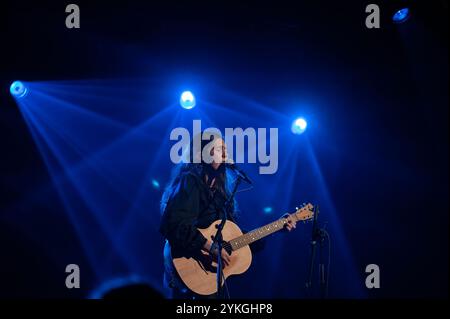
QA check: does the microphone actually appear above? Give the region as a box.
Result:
[224,159,253,184]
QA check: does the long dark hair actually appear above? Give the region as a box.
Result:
[160,132,237,216]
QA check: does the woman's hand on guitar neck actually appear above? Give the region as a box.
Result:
[203,240,231,267]
[282,214,297,232]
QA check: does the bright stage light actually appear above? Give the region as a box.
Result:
[151,179,160,190]
[393,8,410,23]
[291,117,307,135]
[180,91,196,109]
[10,81,28,98]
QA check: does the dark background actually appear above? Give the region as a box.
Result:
[0,0,448,298]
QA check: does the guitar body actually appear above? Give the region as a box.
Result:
[168,203,315,296]
[171,219,252,296]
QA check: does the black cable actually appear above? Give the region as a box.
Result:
[221,271,231,299]
[228,175,253,193]
[235,185,254,193]
[318,228,331,298]
[324,229,331,298]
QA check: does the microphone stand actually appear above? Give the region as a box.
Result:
[212,175,242,299]
[305,205,328,298]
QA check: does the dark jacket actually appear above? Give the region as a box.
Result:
[159,169,236,257]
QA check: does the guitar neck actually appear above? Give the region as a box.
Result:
[229,216,296,251]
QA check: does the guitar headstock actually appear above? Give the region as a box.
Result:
[293,203,314,222]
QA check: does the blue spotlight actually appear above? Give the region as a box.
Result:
[393,8,410,23]
[10,81,28,98]
[180,91,196,109]
[291,117,307,135]
[263,206,273,214]
[151,179,160,190]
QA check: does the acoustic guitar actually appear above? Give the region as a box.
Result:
[168,203,314,295]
